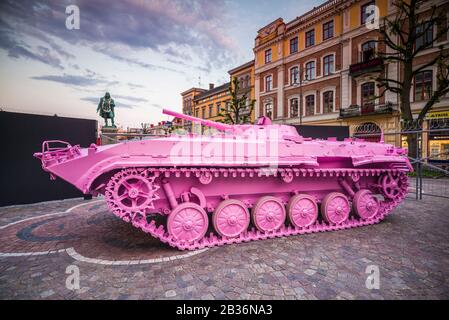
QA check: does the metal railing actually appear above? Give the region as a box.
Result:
[100,132,167,144]
[349,120,449,200]
[340,103,398,118]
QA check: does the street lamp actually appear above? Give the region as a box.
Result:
[293,65,308,125]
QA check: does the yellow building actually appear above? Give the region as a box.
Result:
[180,0,449,159]
[228,60,256,123]
[181,87,206,131]
[253,0,449,158]
[181,83,231,132]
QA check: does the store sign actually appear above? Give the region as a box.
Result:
[426,111,449,119]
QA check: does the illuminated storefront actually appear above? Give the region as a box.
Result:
[427,112,449,161]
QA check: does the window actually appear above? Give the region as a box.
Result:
[244,97,250,111]
[209,104,213,117]
[195,108,199,117]
[305,29,315,47]
[245,75,250,88]
[290,98,299,117]
[201,107,206,119]
[265,103,273,119]
[415,70,433,101]
[239,77,245,89]
[305,95,315,116]
[415,22,433,50]
[226,101,231,112]
[305,61,315,80]
[216,103,221,115]
[265,75,273,91]
[361,1,375,25]
[323,91,334,113]
[323,20,334,40]
[361,40,376,62]
[323,55,334,76]
[361,82,375,113]
[290,66,299,84]
[290,37,298,54]
[265,49,272,64]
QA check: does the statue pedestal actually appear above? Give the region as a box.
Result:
[101,126,119,145]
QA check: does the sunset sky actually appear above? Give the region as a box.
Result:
[0,0,322,128]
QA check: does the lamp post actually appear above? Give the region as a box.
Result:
[293,66,308,125]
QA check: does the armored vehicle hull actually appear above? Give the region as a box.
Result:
[34,110,411,250]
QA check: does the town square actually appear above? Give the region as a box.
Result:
[0,0,449,304]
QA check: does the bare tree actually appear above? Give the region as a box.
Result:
[376,0,449,157]
[219,77,255,125]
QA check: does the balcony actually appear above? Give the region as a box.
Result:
[349,57,383,77]
[240,106,251,116]
[339,103,398,118]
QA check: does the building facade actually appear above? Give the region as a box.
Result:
[253,0,449,156]
[228,60,256,123]
[180,62,256,129]
[181,87,206,132]
[180,83,231,132]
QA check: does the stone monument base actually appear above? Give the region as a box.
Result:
[101,126,119,145]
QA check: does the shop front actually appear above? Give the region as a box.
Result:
[426,111,449,164]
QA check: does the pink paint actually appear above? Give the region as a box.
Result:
[34,109,412,250]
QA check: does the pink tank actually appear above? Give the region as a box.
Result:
[34,109,411,250]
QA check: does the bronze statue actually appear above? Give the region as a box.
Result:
[97,92,116,127]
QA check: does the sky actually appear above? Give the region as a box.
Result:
[0,0,323,128]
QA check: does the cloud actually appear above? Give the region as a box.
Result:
[113,94,148,103]
[7,45,64,69]
[81,96,135,109]
[0,18,65,69]
[127,82,145,89]
[116,102,135,109]
[31,74,118,87]
[80,97,100,104]
[0,0,237,69]
[91,45,183,74]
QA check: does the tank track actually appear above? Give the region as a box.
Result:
[106,167,408,251]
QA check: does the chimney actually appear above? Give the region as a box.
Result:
[209,83,214,90]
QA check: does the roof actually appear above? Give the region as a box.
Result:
[181,87,206,97]
[194,82,230,101]
[228,60,255,75]
[286,0,337,29]
[256,0,337,38]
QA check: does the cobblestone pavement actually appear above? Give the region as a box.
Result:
[0,194,448,300]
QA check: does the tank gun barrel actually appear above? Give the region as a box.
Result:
[163,109,234,131]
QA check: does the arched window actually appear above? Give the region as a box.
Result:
[305,95,315,116]
[290,67,299,84]
[323,91,334,113]
[290,98,299,117]
[354,122,382,142]
[414,70,433,101]
[265,75,272,91]
[361,82,375,114]
[323,55,334,76]
[361,40,376,62]
[305,61,315,80]
[265,103,273,119]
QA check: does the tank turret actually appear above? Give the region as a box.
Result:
[34,109,412,250]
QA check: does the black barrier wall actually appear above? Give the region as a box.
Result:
[294,125,349,141]
[0,111,97,206]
